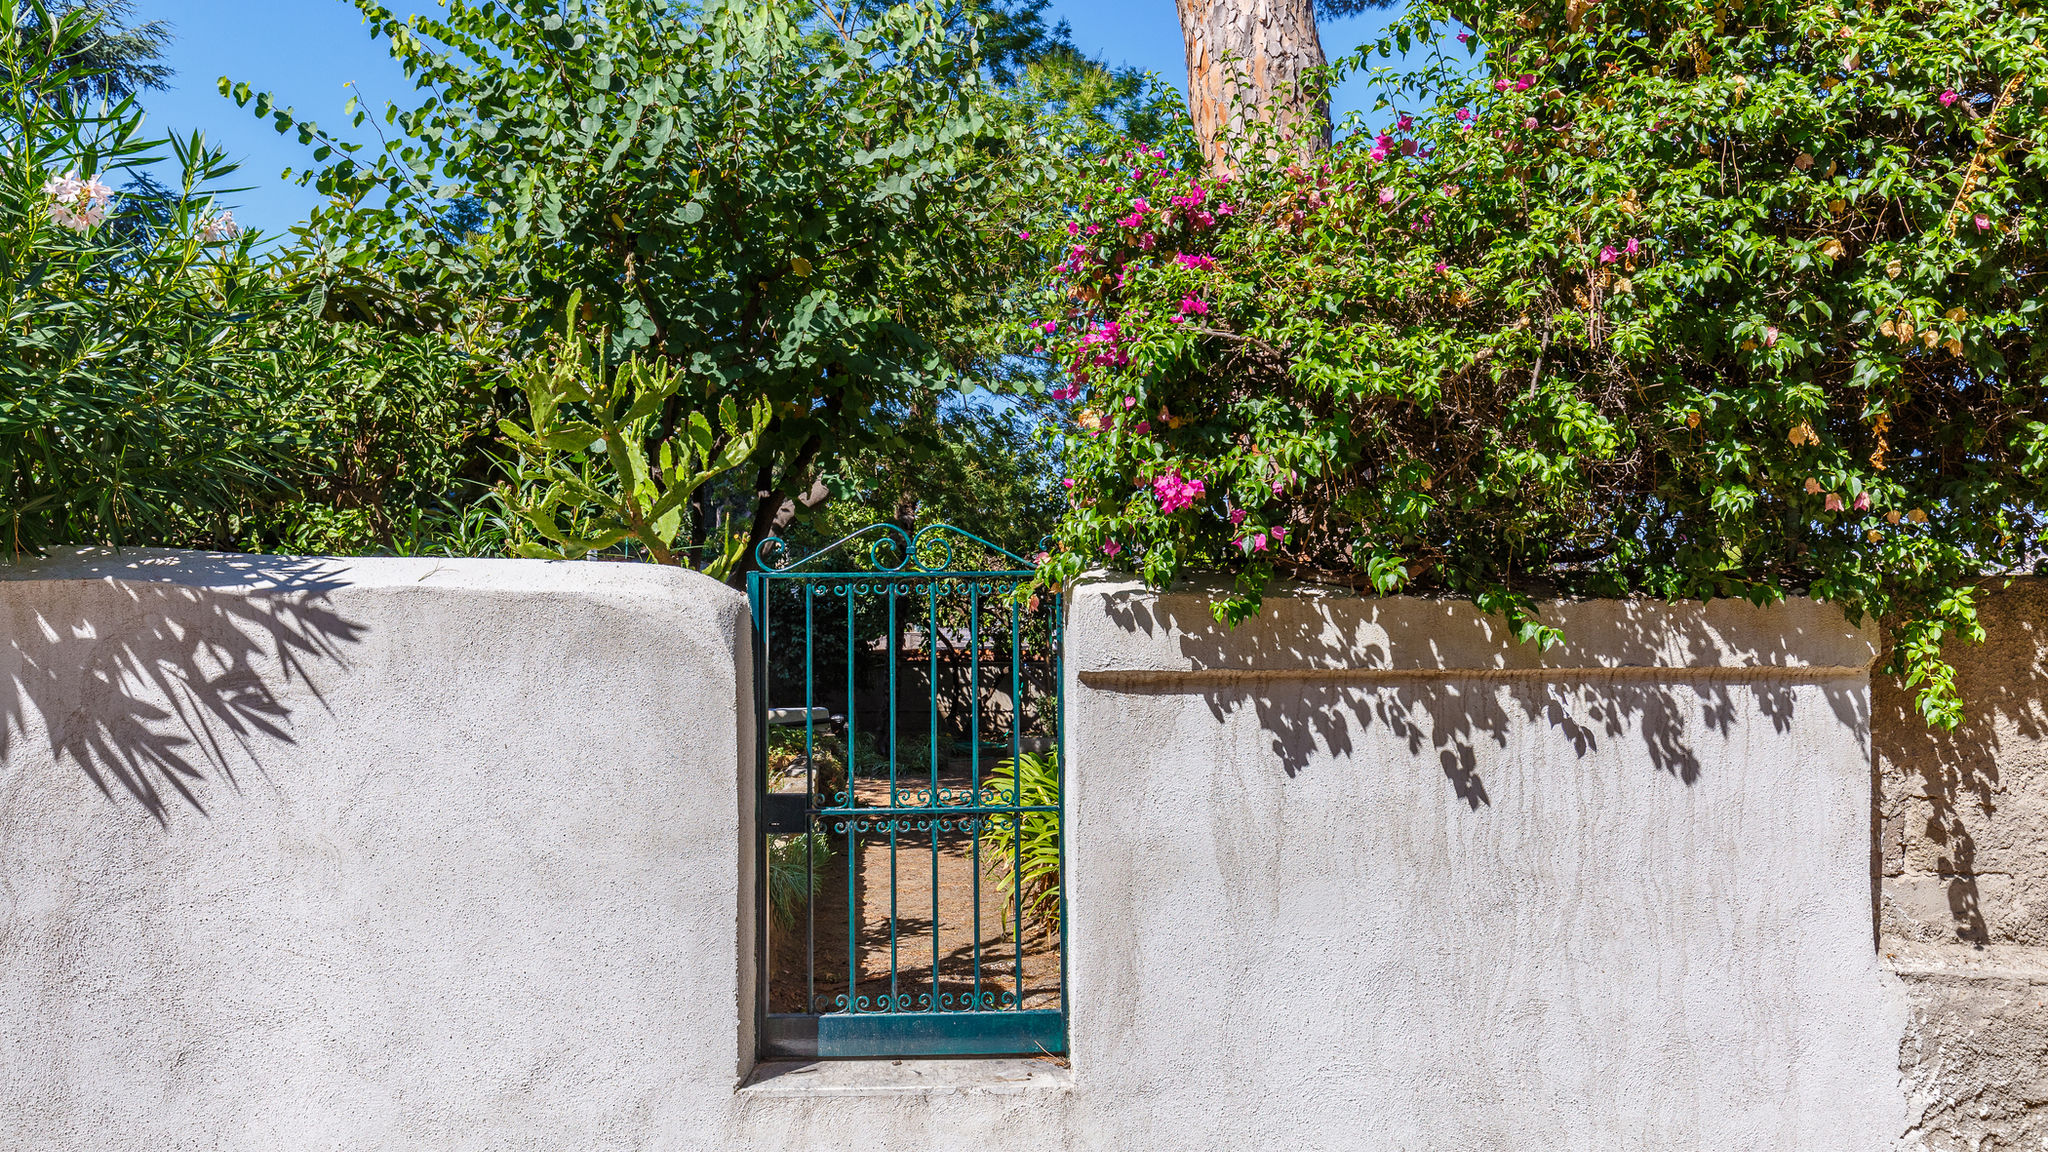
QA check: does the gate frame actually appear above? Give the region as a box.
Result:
[746,523,1068,1061]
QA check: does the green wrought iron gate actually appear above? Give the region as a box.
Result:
[749,524,1067,1060]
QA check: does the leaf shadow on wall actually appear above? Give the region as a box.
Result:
[1876,589,2048,947]
[1091,589,1870,808]
[0,552,367,824]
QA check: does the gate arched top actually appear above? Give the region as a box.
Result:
[753,523,1036,575]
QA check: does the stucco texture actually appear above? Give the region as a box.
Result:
[0,549,755,1151]
[1064,578,1907,1151]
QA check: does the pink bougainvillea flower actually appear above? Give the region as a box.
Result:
[1117,212,1142,228]
[1152,470,1206,513]
[1824,493,1845,512]
[1397,114,1415,131]
[1524,116,1539,130]
[1853,492,1871,511]
[1939,89,1959,106]
[1763,326,1779,347]
[1133,197,1150,213]
[1626,237,1641,255]
[1269,527,1286,543]
[1228,507,1247,526]
[1271,478,1285,495]
[1178,295,1209,316]
[1132,421,1151,434]
[1369,133,1394,161]
[1455,108,1473,121]
[1599,246,1620,264]
[1494,78,1509,92]
[1975,214,1991,231]
[1084,224,1101,235]
[1402,140,1418,157]
[1457,31,1471,43]
[1216,202,1234,216]
[1062,478,1076,489]
[1378,187,1396,204]
[1177,253,1217,271]
[1018,230,1030,240]
[1251,535,1269,552]
[1102,540,1122,557]
[1066,222,1080,236]
[1122,396,1137,409]
[1139,232,1156,250]
[1515,74,1535,90]
[1040,320,1057,333]
[1434,261,1448,274]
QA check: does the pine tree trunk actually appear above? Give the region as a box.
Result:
[1176,0,1330,171]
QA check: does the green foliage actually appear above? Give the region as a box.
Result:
[0,3,501,560]
[798,394,1067,558]
[229,0,1068,574]
[223,304,507,556]
[768,724,849,799]
[1030,0,2048,727]
[0,2,282,552]
[980,750,1060,941]
[767,832,835,928]
[499,314,769,572]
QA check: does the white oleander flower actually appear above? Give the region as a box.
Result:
[199,210,240,242]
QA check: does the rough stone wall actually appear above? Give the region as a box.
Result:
[1879,578,2048,1150]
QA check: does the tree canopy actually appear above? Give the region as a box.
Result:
[229,0,1151,574]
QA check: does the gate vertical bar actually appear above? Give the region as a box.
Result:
[803,582,815,1016]
[845,584,858,1016]
[1009,601,1023,1011]
[747,569,770,1055]
[886,581,899,1010]
[928,577,940,1006]
[969,583,983,1009]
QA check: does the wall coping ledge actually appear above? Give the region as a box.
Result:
[739,1058,1072,1098]
[1068,574,1879,674]
[1886,940,2048,986]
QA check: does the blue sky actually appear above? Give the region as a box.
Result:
[141,1,1406,237]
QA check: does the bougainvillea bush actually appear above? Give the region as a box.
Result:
[1026,0,2048,726]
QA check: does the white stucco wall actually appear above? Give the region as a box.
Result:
[2,555,1908,1150]
[0,549,757,1151]
[1062,577,1907,1151]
